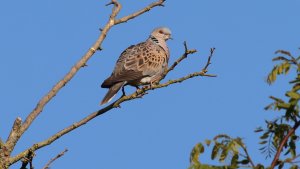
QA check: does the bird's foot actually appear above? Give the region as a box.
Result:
[147,81,158,90]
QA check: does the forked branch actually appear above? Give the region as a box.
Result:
[166,41,197,74]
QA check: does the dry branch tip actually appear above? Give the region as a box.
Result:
[43,149,68,169]
[105,0,118,6]
[202,47,215,72]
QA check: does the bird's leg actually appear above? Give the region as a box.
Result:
[135,85,148,98]
[121,86,126,96]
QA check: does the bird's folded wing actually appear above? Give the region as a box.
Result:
[102,41,167,88]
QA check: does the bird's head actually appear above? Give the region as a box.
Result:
[151,27,172,41]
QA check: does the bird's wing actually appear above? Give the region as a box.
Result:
[101,41,167,88]
[123,41,167,76]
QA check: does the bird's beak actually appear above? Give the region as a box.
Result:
[168,36,173,40]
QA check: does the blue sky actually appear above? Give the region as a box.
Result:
[1,0,300,168]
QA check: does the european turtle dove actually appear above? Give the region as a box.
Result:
[100,27,172,105]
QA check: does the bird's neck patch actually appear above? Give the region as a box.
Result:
[150,35,159,44]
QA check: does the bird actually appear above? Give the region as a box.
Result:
[100,27,172,105]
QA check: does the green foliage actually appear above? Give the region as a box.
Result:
[188,49,300,169]
[189,143,205,168]
[266,50,295,84]
[188,135,252,169]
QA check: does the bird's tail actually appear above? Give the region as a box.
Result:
[100,82,125,105]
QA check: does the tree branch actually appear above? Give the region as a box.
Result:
[5,117,22,154]
[43,149,68,169]
[12,0,165,158]
[202,47,215,73]
[166,41,197,74]
[115,0,165,25]
[270,120,300,169]
[9,46,216,166]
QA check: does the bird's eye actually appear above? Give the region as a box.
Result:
[159,30,164,34]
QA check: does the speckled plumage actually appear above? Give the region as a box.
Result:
[100,27,172,105]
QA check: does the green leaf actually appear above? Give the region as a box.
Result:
[211,144,220,160]
[276,102,291,109]
[254,128,263,132]
[275,50,292,56]
[267,66,278,84]
[259,140,267,145]
[290,165,299,169]
[260,132,269,139]
[190,143,205,164]
[284,62,290,74]
[286,91,300,100]
[230,154,239,167]
[292,84,300,92]
[219,147,229,162]
[255,164,265,169]
[239,159,249,165]
[267,61,291,84]
[272,56,289,61]
[289,140,296,157]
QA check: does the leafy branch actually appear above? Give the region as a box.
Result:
[189,49,300,169]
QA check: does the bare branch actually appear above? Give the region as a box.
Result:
[202,47,215,73]
[107,0,121,21]
[270,120,300,169]
[5,117,22,154]
[9,47,216,165]
[16,0,164,153]
[43,149,68,169]
[166,41,197,74]
[9,105,115,165]
[115,0,165,25]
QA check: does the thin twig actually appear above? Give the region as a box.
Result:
[270,120,300,169]
[9,46,216,166]
[166,41,197,74]
[159,41,196,81]
[8,0,165,161]
[202,47,215,72]
[43,149,68,169]
[240,145,255,168]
